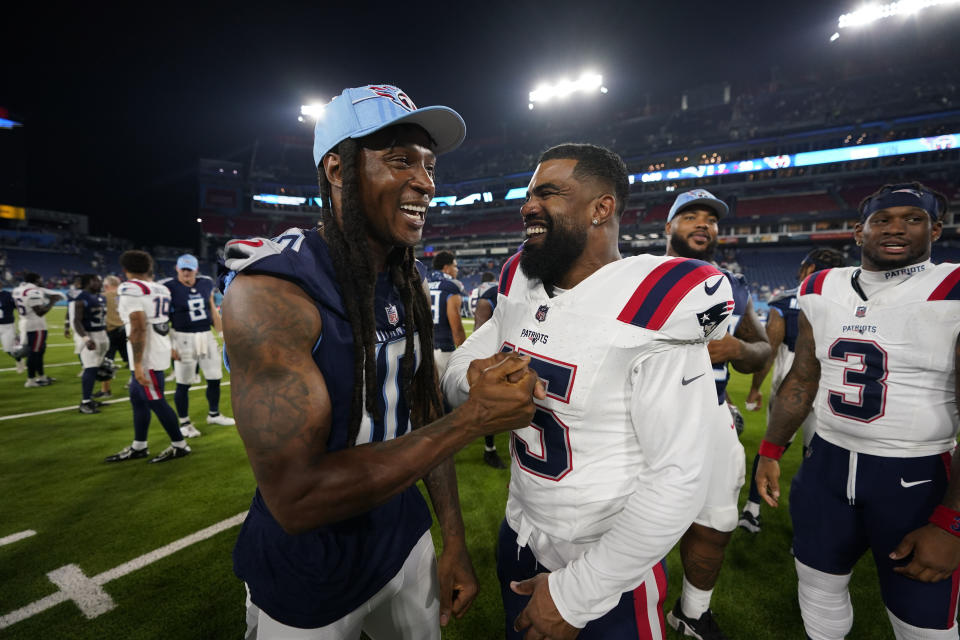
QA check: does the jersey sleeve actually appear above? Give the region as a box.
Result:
[117,282,148,323]
[548,343,719,627]
[23,288,48,309]
[617,259,734,342]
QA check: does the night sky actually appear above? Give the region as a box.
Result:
[2,1,957,246]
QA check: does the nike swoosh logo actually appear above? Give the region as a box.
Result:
[704,278,722,295]
[681,373,705,386]
[900,478,933,488]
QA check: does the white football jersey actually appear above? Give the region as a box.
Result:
[442,253,734,626]
[798,262,960,457]
[118,279,173,372]
[12,283,59,332]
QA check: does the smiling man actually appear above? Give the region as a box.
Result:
[220,84,542,640]
[442,144,736,639]
[756,182,960,640]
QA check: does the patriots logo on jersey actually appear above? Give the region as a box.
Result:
[697,301,732,336]
[855,306,867,318]
[535,305,548,322]
[385,303,399,326]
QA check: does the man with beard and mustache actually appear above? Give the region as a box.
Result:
[442,143,737,639]
[662,189,771,640]
[756,182,960,640]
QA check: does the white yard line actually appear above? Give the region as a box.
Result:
[0,382,230,422]
[0,512,247,629]
[0,530,37,547]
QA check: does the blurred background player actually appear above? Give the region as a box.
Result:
[739,247,846,533]
[663,189,771,640]
[105,250,190,464]
[468,271,496,317]
[159,253,234,438]
[0,286,25,374]
[99,274,129,398]
[756,182,960,640]
[13,272,65,387]
[427,250,466,374]
[73,274,109,414]
[471,270,506,468]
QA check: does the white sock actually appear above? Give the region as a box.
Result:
[745,501,760,517]
[485,445,497,452]
[172,440,187,448]
[681,574,714,619]
[179,417,191,425]
[132,441,148,451]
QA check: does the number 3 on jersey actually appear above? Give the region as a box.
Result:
[827,338,888,423]
[501,343,577,481]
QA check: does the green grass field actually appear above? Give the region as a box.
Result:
[0,309,902,638]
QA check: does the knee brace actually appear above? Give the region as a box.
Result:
[796,560,853,640]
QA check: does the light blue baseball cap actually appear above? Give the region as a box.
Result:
[667,188,730,222]
[312,84,466,168]
[176,254,199,270]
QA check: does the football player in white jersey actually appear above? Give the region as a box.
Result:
[105,250,191,464]
[757,182,960,640]
[662,189,770,640]
[12,272,65,387]
[442,144,735,639]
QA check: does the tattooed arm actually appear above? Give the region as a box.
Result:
[222,273,540,534]
[755,310,819,507]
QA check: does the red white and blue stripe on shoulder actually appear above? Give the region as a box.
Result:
[799,269,832,296]
[617,258,724,330]
[928,264,960,301]
[498,251,523,296]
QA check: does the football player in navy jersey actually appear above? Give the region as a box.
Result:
[739,248,846,533]
[663,189,771,640]
[756,183,960,640]
[442,144,735,640]
[0,288,25,373]
[427,250,466,374]
[159,253,233,438]
[220,84,541,640]
[73,274,109,414]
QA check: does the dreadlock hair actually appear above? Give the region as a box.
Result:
[801,247,846,271]
[317,131,444,447]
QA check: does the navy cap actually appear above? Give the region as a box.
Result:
[667,189,729,222]
[312,84,466,167]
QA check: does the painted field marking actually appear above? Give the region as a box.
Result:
[0,382,230,422]
[0,511,247,630]
[0,530,36,547]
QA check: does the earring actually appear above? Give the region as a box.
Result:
[592,219,599,225]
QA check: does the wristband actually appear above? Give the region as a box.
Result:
[758,439,786,460]
[929,505,960,537]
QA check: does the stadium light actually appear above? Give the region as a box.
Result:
[300,103,327,122]
[837,0,960,29]
[528,72,606,109]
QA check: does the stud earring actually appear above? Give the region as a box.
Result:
[592,219,599,225]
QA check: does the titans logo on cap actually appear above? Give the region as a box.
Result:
[366,85,417,112]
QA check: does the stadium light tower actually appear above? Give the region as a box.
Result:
[299,103,327,123]
[528,71,607,110]
[837,0,960,30]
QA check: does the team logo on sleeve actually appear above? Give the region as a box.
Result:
[697,301,733,336]
[385,303,399,326]
[535,305,549,322]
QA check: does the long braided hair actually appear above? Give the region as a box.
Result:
[317,133,444,446]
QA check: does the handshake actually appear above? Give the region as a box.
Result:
[459,352,547,437]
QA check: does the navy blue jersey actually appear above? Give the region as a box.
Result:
[0,290,14,325]
[159,275,216,333]
[222,228,432,628]
[713,269,752,403]
[768,286,800,352]
[427,270,463,351]
[75,291,107,332]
